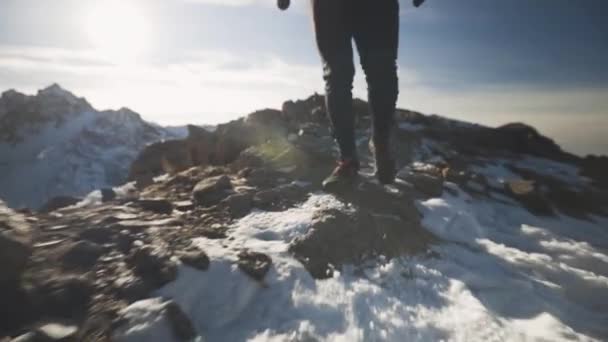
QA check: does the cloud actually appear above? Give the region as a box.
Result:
[1,44,606,155]
[0,45,325,124]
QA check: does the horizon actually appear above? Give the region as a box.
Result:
[1,0,607,156]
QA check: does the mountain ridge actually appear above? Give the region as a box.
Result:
[0,84,186,209]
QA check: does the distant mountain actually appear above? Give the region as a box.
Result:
[0,84,186,209]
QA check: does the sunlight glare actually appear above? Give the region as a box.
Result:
[84,1,150,62]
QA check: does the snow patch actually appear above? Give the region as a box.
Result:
[118,186,608,341]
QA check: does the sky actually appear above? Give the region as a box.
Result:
[0,0,606,156]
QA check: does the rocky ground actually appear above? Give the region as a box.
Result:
[1,95,607,341]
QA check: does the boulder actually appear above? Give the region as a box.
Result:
[290,206,431,279]
[178,249,210,271]
[128,245,177,288]
[192,175,233,207]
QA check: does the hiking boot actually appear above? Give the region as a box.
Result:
[369,140,396,184]
[322,159,360,192]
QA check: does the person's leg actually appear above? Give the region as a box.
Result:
[311,0,357,162]
[352,0,400,183]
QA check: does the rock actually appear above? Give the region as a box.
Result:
[237,250,272,281]
[290,209,376,279]
[290,206,432,279]
[505,180,554,216]
[281,93,326,124]
[128,245,177,288]
[221,193,253,218]
[192,175,233,207]
[580,155,608,189]
[178,250,210,271]
[78,226,113,244]
[134,174,155,190]
[165,301,197,341]
[61,241,104,269]
[115,274,151,302]
[116,230,136,253]
[0,200,32,284]
[136,199,173,215]
[399,171,444,198]
[198,224,228,239]
[39,196,80,213]
[495,122,564,159]
[32,275,94,320]
[245,108,285,127]
[253,184,307,211]
[507,179,535,195]
[128,125,215,181]
[100,188,116,202]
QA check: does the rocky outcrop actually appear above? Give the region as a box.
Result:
[128,125,214,183]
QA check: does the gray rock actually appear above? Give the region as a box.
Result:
[505,179,554,216]
[290,206,433,279]
[400,171,444,198]
[33,275,94,319]
[79,226,114,244]
[237,250,272,281]
[178,250,210,271]
[128,245,177,288]
[192,175,233,206]
[61,240,104,269]
[221,193,253,218]
[136,199,173,215]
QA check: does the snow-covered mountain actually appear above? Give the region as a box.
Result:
[0,84,185,209]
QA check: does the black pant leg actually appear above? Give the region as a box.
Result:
[312,0,357,161]
[352,0,400,146]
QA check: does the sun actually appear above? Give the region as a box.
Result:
[84,1,150,62]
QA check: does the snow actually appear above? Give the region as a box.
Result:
[117,180,608,341]
[0,108,181,209]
